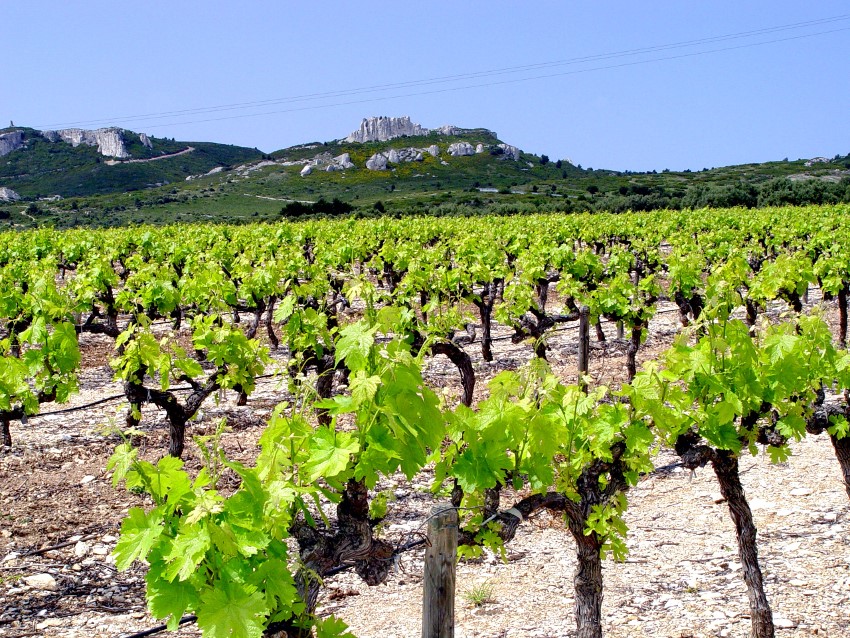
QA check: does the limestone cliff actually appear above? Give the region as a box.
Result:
[346,116,427,143]
[40,127,131,158]
[0,131,25,157]
[344,116,498,144]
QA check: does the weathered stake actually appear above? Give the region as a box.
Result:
[578,306,590,393]
[422,504,458,638]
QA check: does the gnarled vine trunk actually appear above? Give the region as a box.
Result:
[431,341,475,407]
[711,450,775,638]
[829,432,850,499]
[626,322,645,382]
[568,528,604,638]
[267,479,393,637]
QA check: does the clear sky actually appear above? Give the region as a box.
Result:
[4,1,848,171]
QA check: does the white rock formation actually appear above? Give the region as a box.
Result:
[334,153,354,169]
[0,187,21,201]
[139,133,153,149]
[0,131,25,157]
[344,118,498,144]
[41,127,130,158]
[346,116,427,143]
[366,153,389,171]
[362,147,429,171]
[426,145,440,158]
[498,143,521,161]
[435,125,461,136]
[448,142,475,157]
[299,152,356,175]
[475,143,485,153]
[804,157,830,167]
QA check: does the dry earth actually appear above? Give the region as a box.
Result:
[1,295,848,638]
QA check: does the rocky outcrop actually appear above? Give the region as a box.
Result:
[346,116,427,143]
[426,145,440,158]
[0,131,25,157]
[498,144,521,161]
[299,152,356,175]
[0,187,21,201]
[139,133,153,149]
[476,143,485,154]
[805,157,830,167]
[365,153,389,171]
[435,125,461,136]
[334,153,355,169]
[185,165,225,181]
[448,142,475,157]
[362,147,430,171]
[41,127,130,158]
[345,117,498,144]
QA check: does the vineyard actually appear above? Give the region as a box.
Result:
[2,205,850,638]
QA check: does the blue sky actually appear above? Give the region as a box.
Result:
[4,1,849,171]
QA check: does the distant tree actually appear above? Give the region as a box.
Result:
[555,159,562,169]
[373,200,385,213]
[540,154,550,165]
[587,185,599,195]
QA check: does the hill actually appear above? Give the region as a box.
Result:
[0,126,263,199]
[0,116,848,228]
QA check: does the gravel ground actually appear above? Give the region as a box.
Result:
[1,294,848,637]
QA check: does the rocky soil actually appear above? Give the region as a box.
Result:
[1,297,848,637]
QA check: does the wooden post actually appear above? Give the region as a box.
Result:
[422,504,458,638]
[578,306,590,393]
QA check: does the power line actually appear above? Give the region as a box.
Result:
[34,14,850,131]
[126,25,850,132]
